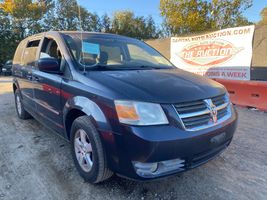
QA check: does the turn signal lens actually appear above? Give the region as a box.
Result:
[115,103,139,122]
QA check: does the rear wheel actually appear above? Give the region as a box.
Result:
[70,116,113,183]
[14,90,31,120]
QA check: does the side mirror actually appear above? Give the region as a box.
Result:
[38,57,61,74]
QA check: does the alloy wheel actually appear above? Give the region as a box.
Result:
[16,94,22,116]
[74,129,94,172]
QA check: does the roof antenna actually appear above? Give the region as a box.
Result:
[76,0,86,74]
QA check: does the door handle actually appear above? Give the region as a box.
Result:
[33,76,41,82]
[26,75,32,80]
[34,76,40,82]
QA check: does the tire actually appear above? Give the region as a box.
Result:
[14,89,32,120]
[70,116,113,183]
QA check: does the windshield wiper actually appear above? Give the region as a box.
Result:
[80,63,110,70]
[126,65,171,70]
[80,64,172,71]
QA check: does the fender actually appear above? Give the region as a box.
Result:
[63,96,112,133]
[12,79,22,97]
[63,96,120,171]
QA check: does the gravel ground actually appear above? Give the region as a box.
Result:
[0,76,267,200]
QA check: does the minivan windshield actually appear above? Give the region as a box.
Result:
[61,32,174,70]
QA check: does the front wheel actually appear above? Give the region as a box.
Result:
[70,116,113,183]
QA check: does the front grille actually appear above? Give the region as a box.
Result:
[174,94,231,131]
[175,100,207,114]
[211,94,227,106]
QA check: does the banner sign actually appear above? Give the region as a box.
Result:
[171,25,255,80]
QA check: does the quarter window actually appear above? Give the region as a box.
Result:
[22,39,40,66]
[27,40,40,48]
[13,40,27,65]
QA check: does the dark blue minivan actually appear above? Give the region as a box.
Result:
[12,31,237,183]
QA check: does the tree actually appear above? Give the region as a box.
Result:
[0,1,162,65]
[0,8,18,64]
[0,0,53,64]
[160,0,252,35]
[259,7,267,25]
[44,0,80,31]
[160,0,211,34]
[111,11,160,39]
[44,0,101,32]
[0,0,53,38]
[101,13,111,33]
[210,0,253,29]
[144,16,161,39]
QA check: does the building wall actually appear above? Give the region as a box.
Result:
[252,25,267,67]
[145,38,171,60]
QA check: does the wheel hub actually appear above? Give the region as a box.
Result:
[74,129,93,172]
[16,95,22,115]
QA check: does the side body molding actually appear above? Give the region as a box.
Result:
[63,96,112,135]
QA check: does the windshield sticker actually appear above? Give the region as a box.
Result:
[82,42,100,55]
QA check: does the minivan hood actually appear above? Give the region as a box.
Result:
[86,68,226,104]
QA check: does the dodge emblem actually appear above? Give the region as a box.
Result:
[204,99,218,123]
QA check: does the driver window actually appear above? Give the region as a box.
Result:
[101,45,122,64]
[40,38,64,70]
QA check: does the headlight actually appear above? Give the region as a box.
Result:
[114,100,168,125]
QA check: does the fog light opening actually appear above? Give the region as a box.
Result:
[133,158,185,178]
[133,162,158,177]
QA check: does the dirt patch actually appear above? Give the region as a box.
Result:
[0,77,12,95]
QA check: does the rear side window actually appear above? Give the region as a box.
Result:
[27,40,40,48]
[13,40,27,65]
[22,39,40,66]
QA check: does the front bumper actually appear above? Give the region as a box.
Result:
[101,105,238,181]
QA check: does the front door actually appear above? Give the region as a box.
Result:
[32,37,65,134]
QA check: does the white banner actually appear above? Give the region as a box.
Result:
[171,25,255,80]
